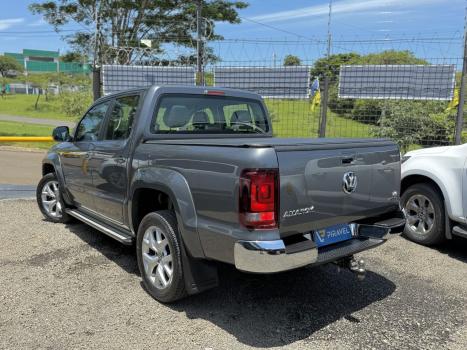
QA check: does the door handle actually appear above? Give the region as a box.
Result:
[342,157,354,164]
[84,152,92,159]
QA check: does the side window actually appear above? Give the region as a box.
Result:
[75,102,110,142]
[104,95,140,140]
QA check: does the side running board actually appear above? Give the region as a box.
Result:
[452,225,467,239]
[66,209,133,245]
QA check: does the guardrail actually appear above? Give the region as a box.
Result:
[0,137,54,142]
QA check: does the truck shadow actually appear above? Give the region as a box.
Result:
[64,221,139,275]
[169,263,396,347]
[432,236,467,263]
[65,222,396,347]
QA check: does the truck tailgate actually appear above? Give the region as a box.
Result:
[277,141,400,236]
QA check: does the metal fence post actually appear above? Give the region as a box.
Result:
[92,67,101,101]
[196,0,204,86]
[319,76,329,137]
[318,0,332,138]
[92,2,102,101]
[455,26,467,144]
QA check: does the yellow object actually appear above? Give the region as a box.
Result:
[0,136,54,142]
[311,90,321,112]
[446,88,459,111]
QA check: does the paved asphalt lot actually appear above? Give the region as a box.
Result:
[0,115,75,128]
[0,200,466,349]
[0,148,44,199]
[0,148,44,186]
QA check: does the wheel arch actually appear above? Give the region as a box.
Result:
[41,157,74,206]
[401,174,445,201]
[42,162,55,176]
[401,173,452,239]
[129,168,205,259]
[131,186,179,236]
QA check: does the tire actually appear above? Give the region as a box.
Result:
[36,173,71,223]
[136,210,186,303]
[401,183,445,246]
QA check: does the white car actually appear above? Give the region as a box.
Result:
[401,144,467,245]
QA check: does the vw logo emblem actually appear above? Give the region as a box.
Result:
[342,172,357,194]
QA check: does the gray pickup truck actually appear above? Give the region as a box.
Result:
[37,85,405,302]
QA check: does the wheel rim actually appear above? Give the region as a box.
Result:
[405,194,435,236]
[141,226,173,290]
[40,180,62,218]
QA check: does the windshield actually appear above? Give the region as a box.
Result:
[151,94,270,134]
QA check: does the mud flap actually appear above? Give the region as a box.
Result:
[180,239,219,295]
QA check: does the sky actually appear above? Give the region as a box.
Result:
[0,0,465,64]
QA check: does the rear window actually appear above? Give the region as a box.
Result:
[150,94,270,134]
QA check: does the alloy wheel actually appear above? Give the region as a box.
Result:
[405,194,435,235]
[141,226,173,290]
[40,180,62,218]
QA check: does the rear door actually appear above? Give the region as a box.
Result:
[60,101,110,208]
[88,94,141,224]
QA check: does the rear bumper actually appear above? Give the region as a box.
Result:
[234,239,318,273]
[234,211,406,273]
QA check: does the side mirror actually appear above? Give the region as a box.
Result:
[52,126,71,142]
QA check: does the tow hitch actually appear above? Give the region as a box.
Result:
[334,256,366,281]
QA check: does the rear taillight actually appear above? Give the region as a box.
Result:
[239,169,279,229]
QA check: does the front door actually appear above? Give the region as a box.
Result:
[60,101,111,209]
[89,94,140,224]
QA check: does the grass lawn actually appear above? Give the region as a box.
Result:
[0,120,55,149]
[2,96,455,152]
[265,99,371,138]
[0,94,68,120]
[0,97,374,149]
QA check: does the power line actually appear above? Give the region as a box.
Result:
[0,29,84,34]
[239,16,319,42]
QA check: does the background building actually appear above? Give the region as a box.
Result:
[4,49,91,74]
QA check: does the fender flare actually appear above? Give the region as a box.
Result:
[129,167,205,259]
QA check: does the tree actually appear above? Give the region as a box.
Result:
[60,90,93,119]
[0,56,24,78]
[358,50,427,65]
[309,53,362,120]
[30,0,248,65]
[60,51,88,63]
[309,53,361,81]
[26,74,52,109]
[371,101,455,152]
[310,50,431,125]
[283,55,301,66]
[309,51,426,82]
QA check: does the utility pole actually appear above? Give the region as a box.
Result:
[455,9,467,145]
[319,0,332,138]
[92,1,102,101]
[196,0,204,86]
